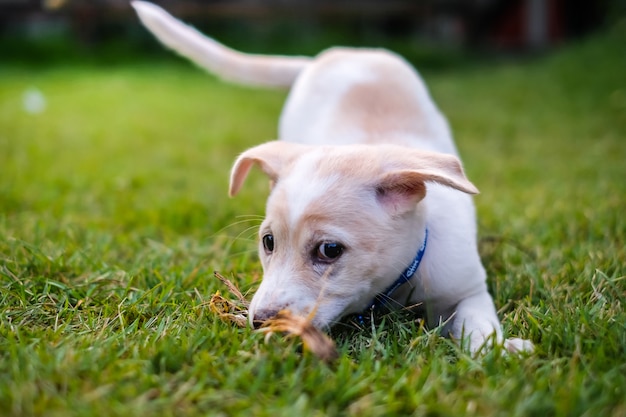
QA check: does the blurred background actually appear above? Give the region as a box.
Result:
[1,0,623,68]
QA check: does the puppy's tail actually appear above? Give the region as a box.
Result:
[131,1,312,88]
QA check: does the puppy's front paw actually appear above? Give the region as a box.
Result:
[504,337,534,354]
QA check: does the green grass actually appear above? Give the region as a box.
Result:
[1,22,625,416]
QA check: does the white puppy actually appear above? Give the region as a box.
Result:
[132,1,533,354]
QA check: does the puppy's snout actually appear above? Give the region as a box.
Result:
[251,309,279,329]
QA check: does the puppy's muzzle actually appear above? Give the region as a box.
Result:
[251,309,279,329]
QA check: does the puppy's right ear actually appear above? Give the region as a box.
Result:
[229,141,309,197]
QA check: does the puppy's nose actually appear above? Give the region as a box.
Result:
[251,309,279,329]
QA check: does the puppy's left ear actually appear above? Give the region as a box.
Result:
[229,141,310,197]
[376,148,479,214]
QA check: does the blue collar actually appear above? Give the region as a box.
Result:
[354,228,428,325]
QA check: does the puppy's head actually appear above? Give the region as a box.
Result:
[229,141,478,329]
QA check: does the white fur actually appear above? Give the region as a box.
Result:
[132,1,533,354]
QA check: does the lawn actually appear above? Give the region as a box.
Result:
[1,23,625,417]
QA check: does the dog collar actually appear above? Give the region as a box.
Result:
[354,228,428,326]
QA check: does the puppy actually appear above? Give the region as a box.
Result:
[132,1,533,354]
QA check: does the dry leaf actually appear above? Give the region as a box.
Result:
[258,310,339,363]
[213,271,248,306]
[211,271,338,362]
[208,292,248,328]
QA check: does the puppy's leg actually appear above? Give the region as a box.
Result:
[446,291,502,353]
[447,292,533,354]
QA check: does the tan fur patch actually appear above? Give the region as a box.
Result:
[342,82,424,134]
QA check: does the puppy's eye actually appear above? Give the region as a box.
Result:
[316,242,344,262]
[262,234,274,253]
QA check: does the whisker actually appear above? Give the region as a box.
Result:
[209,216,263,239]
[234,214,265,219]
[375,292,408,310]
[210,222,261,261]
[221,249,259,261]
[328,317,361,331]
[232,224,261,243]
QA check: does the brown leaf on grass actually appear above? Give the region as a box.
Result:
[257,310,339,363]
[211,271,338,363]
[213,271,248,306]
[208,292,248,328]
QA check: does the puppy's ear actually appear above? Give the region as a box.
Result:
[229,141,309,197]
[376,149,478,214]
